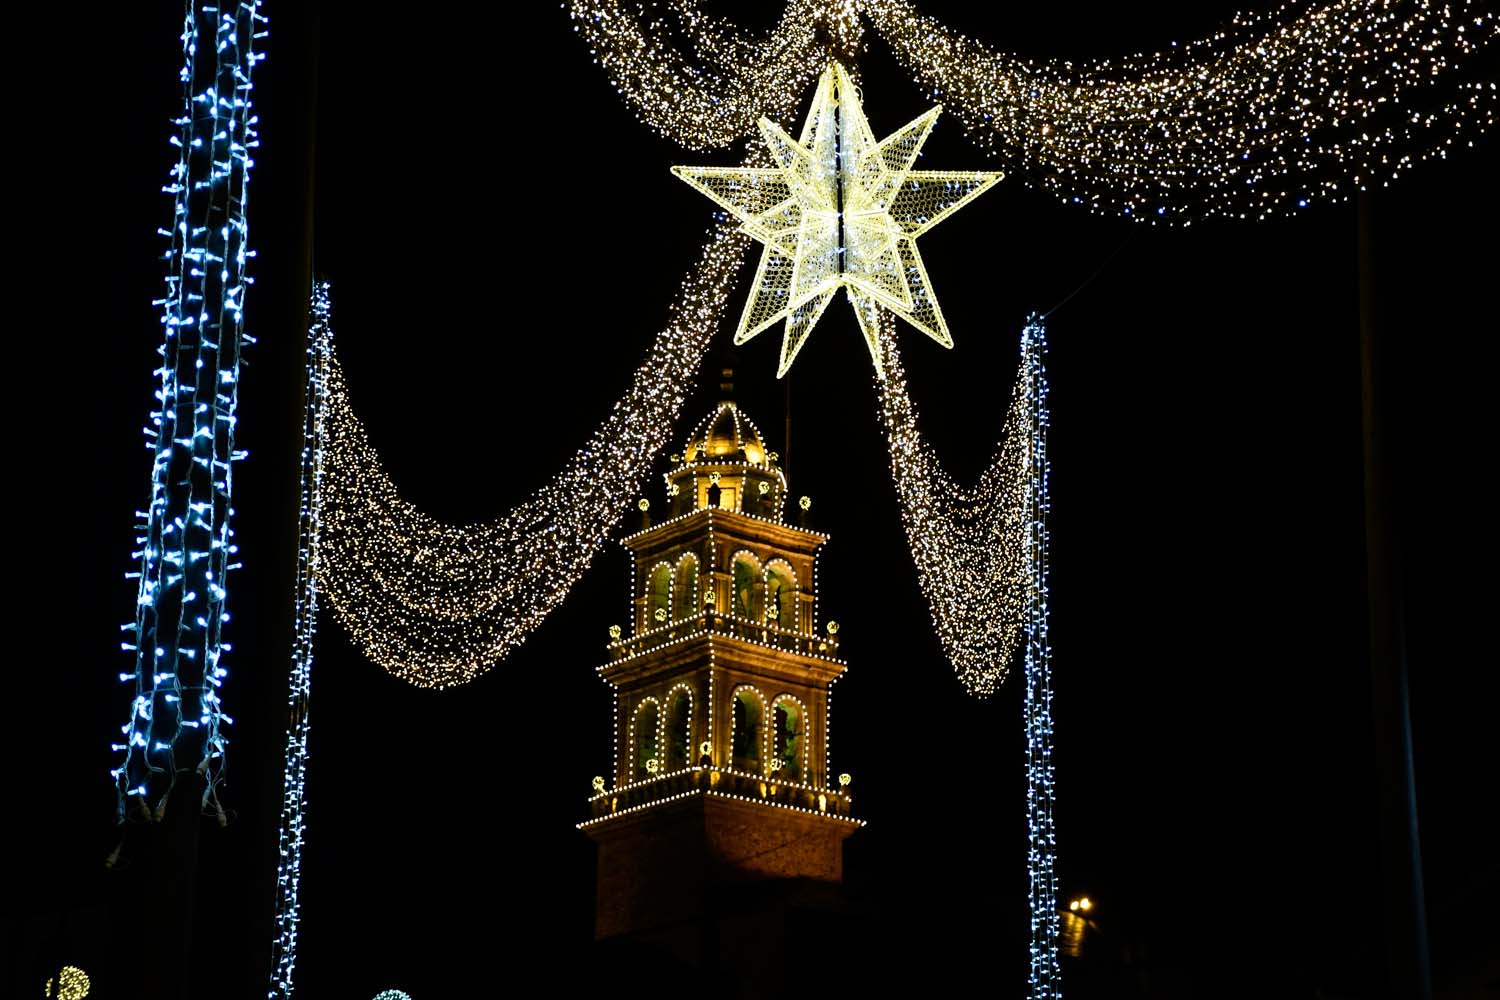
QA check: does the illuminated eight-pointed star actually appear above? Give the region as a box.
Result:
[673,61,1003,378]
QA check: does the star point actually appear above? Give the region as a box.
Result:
[674,61,1003,378]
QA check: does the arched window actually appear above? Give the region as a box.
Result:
[674,555,698,620]
[772,696,804,781]
[633,699,660,781]
[666,686,692,769]
[731,687,763,771]
[647,563,671,627]
[765,561,798,631]
[732,553,762,621]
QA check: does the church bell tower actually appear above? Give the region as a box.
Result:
[581,393,861,961]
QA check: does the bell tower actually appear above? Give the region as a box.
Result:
[581,394,861,962]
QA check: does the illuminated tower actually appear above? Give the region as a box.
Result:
[581,392,861,966]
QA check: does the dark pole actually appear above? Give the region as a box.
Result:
[1357,191,1432,1000]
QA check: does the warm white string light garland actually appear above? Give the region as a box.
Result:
[267,283,331,1000]
[110,0,267,823]
[874,316,1031,696]
[563,0,854,150]
[570,0,1495,219]
[865,0,1496,220]
[315,224,748,687]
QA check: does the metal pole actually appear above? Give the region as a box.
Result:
[1357,191,1432,1000]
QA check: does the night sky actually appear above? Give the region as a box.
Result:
[16,4,1497,998]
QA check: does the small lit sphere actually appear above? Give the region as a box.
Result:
[699,740,712,756]
[46,967,89,1000]
[758,480,770,495]
[637,498,650,512]
[608,624,622,641]
[371,992,413,1000]
[798,495,811,510]
[591,775,606,792]
[838,772,851,787]
[646,757,660,774]
[653,607,668,622]
[826,620,839,635]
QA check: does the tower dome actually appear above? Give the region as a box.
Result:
[685,401,767,466]
[666,401,785,521]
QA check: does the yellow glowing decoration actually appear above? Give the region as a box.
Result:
[674,61,1003,378]
[637,498,650,512]
[699,740,712,757]
[45,967,90,1000]
[592,775,606,792]
[838,772,852,787]
[608,624,622,641]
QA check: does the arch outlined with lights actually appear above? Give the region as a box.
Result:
[729,549,764,621]
[728,683,768,771]
[673,552,700,620]
[763,558,800,632]
[645,561,673,631]
[769,691,810,781]
[630,697,662,781]
[664,681,695,768]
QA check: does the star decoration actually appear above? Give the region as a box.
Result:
[673,62,1003,378]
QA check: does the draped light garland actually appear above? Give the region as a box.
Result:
[874,317,1030,696]
[567,1,1495,220]
[267,283,331,1000]
[315,224,748,687]
[865,0,1497,220]
[111,0,266,822]
[564,0,852,150]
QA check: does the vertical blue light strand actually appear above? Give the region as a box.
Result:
[1023,317,1062,998]
[112,1,267,823]
[268,282,331,999]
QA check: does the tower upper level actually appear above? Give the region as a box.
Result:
[664,400,786,522]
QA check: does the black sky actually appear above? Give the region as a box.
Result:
[14,3,1498,998]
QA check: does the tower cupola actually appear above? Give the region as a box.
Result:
[666,401,786,521]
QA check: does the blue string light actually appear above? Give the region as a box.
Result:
[267,282,330,999]
[111,0,267,824]
[1021,318,1061,997]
